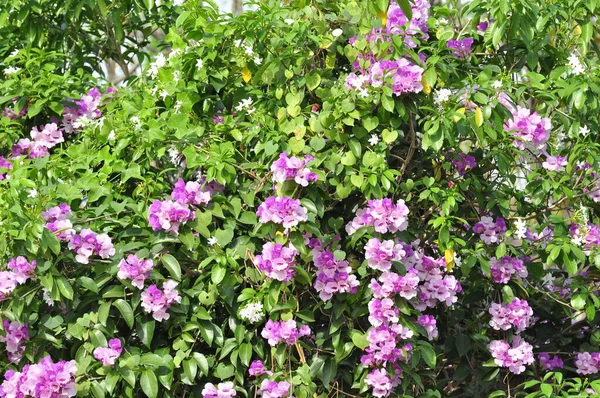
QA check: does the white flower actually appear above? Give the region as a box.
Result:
[28,188,38,198]
[149,53,167,78]
[174,100,183,113]
[492,80,503,89]
[253,55,262,65]
[160,90,169,100]
[514,219,527,239]
[4,66,21,74]
[173,0,185,6]
[433,88,452,105]
[168,146,181,165]
[108,130,116,141]
[173,71,181,83]
[368,134,379,146]
[196,58,204,69]
[235,97,255,114]
[9,49,19,57]
[131,116,142,130]
[169,48,182,60]
[239,302,264,323]
[453,253,462,268]
[579,125,590,136]
[437,18,448,25]
[207,236,218,246]
[42,288,55,307]
[332,28,343,37]
[284,18,295,25]
[567,53,585,75]
[541,273,556,288]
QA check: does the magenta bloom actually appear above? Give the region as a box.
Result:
[477,21,490,31]
[0,355,77,398]
[42,203,75,241]
[271,152,317,186]
[447,38,474,58]
[30,123,64,149]
[542,155,567,171]
[369,269,420,300]
[248,360,272,376]
[489,336,534,374]
[148,199,195,235]
[473,216,507,244]
[488,298,533,333]
[253,242,298,282]
[6,257,36,285]
[0,157,12,181]
[368,298,400,326]
[67,229,115,264]
[417,315,438,340]
[346,198,410,235]
[0,273,18,301]
[365,368,393,398]
[0,320,28,363]
[261,319,311,346]
[569,223,600,255]
[140,280,181,321]
[62,87,112,134]
[258,379,292,398]
[538,353,564,371]
[365,238,406,272]
[93,338,123,366]
[361,324,413,367]
[451,153,477,175]
[387,0,430,48]
[489,256,528,284]
[313,247,359,301]
[171,178,212,206]
[575,352,600,375]
[117,255,155,289]
[256,196,308,230]
[504,105,551,152]
[202,381,237,398]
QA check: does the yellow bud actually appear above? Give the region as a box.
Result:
[453,108,466,122]
[575,25,582,36]
[242,67,252,83]
[421,74,431,95]
[445,248,455,272]
[475,107,483,127]
[378,11,387,27]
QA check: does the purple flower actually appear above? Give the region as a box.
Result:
[489,299,533,333]
[504,106,551,152]
[271,152,317,186]
[538,353,564,371]
[0,355,77,398]
[256,196,308,230]
[117,255,155,289]
[365,368,393,398]
[140,280,181,322]
[6,257,36,284]
[248,360,272,376]
[253,242,298,282]
[67,229,115,264]
[0,273,18,301]
[447,38,474,58]
[361,323,413,367]
[369,269,420,300]
[0,157,12,181]
[261,319,311,346]
[450,153,477,175]
[313,247,359,301]
[0,320,28,363]
[542,155,567,171]
[93,338,122,366]
[387,0,430,48]
[575,352,600,375]
[30,123,64,149]
[489,256,528,284]
[171,178,212,206]
[202,381,237,398]
[569,223,600,255]
[473,216,507,244]
[489,336,534,374]
[346,198,410,235]
[477,21,490,31]
[368,298,400,326]
[148,199,195,235]
[417,315,438,340]
[365,238,406,272]
[258,379,292,398]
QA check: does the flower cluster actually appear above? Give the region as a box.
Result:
[201,381,237,398]
[346,198,410,235]
[93,338,122,366]
[489,256,528,284]
[253,242,298,282]
[41,203,75,241]
[489,336,535,374]
[369,269,420,300]
[140,280,181,321]
[387,0,430,47]
[117,255,155,289]
[413,252,462,310]
[365,368,394,398]
[417,315,438,340]
[258,379,292,398]
[574,352,600,375]
[239,302,265,324]
[542,154,567,172]
[2,98,26,120]
[0,158,12,180]
[450,153,477,175]
[248,360,271,376]
[364,238,406,271]
[538,353,564,371]
[473,216,507,244]
[62,88,114,133]
[6,257,36,284]
[271,152,317,186]
[312,247,359,301]
[0,273,18,302]
[447,38,474,58]
[12,123,62,159]
[171,178,213,206]
[569,223,600,254]
[368,298,400,326]
[0,320,28,363]
[361,323,414,367]
[488,299,533,333]
[67,229,115,264]
[261,319,311,346]
[504,105,552,152]
[346,59,424,97]
[256,196,308,230]
[0,356,77,398]
[148,199,195,235]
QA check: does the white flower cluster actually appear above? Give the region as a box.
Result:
[235,98,256,115]
[234,40,262,65]
[149,53,167,78]
[239,302,264,323]
[567,53,585,75]
[433,88,453,105]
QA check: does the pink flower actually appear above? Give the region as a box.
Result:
[256,196,308,230]
[313,247,359,301]
[148,199,195,235]
[489,299,533,333]
[365,238,406,272]
[258,379,292,398]
[202,381,237,398]
[417,315,438,340]
[346,199,410,235]
[542,155,567,171]
[271,152,317,186]
[575,352,600,375]
[0,320,28,363]
[93,338,122,366]
[488,336,534,374]
[261,319,311,346]
[254,242,298,282]
[171,179,213,206]
[117,255,155,289]
[489,256,528,284]
[140,280,181,321]
[365,368,393,397]
[504,106,551,152]
[0,273,18,301]
[6,257,36,284]
[248,360,272,376]
[67,229,115,264]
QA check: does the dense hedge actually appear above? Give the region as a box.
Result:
[1,0,600,397]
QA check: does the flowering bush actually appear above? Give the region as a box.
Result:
[1,0,600,397]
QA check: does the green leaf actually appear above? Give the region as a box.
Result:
[239,343,252,367]
[78,277,99,293]
[306,73,321,90]
[351,331,369,350]
[114,299,134,329]
[420,344,436,367]
[141,369,158,398]
[56,277,74,300]
[363,116,379,132]
[212,264,227,284]
[137,320,155,349]
[322,358,337,387]
[398,0,412,21]
[382,129,398,144]
[161,254,182,281]
[455,334,471,356]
